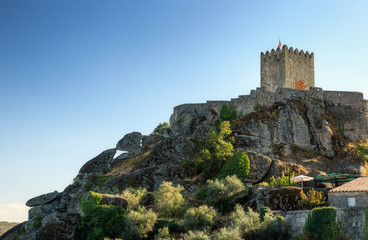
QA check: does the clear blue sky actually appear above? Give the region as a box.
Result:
[1,0,368,222]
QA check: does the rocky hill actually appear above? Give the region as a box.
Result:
[2,89,367,240]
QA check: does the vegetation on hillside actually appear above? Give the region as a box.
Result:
[0,222,19,236]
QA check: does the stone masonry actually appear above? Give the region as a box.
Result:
[261,45,314,92]
[284,207,366,239]
[170,87,368,142]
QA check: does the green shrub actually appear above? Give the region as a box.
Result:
[204,175,245,205]
[180,230,211,240]
[302,206,348,240]
[127,206,157,238]
[32,215,43,228]
[154,181,185,218]
[229,205,262,237]
[298,189,328,210]
[193,121,234,177]
[152,122,170,137]
[338,125,345,136]
[154,227,174,240]
[269,172,296,188]
[78,192,131,240]
[220,104,238,123]
[211,227,242,240]
[121,187,147,210]
[195,188,209,201]
[260,206,272,222]
[217,152,250,180]
[182,205,217,230]
[353,140,368,162]
[228,205,286,239]
[98,174,113,186]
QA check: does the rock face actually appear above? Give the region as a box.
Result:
[4,88,368,239]
[26,191,60,207]
[116,132,142,154]
[79,149,116,174]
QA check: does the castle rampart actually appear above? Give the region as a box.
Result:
[171,45,367,142]
[170,87,368,141]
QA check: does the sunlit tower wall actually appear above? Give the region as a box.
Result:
[260,45,314,92]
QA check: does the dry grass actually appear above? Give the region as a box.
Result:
[109,150,152,175]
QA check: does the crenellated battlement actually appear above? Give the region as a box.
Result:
[261,45,314,92]
[261,45,314,60]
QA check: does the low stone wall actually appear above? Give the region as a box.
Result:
[283,207,366,239]
[284,210,310,239]
[337,207,366,239]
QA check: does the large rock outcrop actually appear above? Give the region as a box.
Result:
[3,89,368,239]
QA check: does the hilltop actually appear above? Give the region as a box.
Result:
[2,45,368,239]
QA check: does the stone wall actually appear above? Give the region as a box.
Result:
[329,191,368,208]
[283,207,366,239]
[260,45,314,92]
[324,91,368,140]
[170,87,367,142]
[284,210,310,239]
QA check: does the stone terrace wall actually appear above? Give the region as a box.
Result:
[283,207,366,239]
[171,87,368,142]
[284,210,310,239]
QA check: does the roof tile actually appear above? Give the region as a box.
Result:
[329,177,368,193]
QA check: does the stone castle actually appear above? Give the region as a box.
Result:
[170,45,368,141]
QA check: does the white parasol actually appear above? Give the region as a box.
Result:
[290,175,313,187]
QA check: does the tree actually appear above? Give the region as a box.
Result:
[194,121,234,177]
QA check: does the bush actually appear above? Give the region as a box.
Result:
[217,152,250,180]
[298,189,328,210]
[154,227,174,240]
[78,194,131,240]
[153,219,181,235]
[204,175,245,205]
[127,206,157,238]
[268,172,296,188]
[211,227,242,240]
[121,187,147,210]
[220,104,238,123]
[180,230,211,240]
[260,206,272,222]
[229,205,286,239]
[229,205,262,236]
[302,206,348,240]
[154,181,185,218]
[152,122,170,137]
[182,205,217,230]
[353,140,368,162]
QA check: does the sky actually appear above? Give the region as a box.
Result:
[1,0,368,222]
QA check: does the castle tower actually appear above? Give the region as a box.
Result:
[260,45,314,92]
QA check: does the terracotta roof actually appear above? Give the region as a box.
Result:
[329,177,368,193]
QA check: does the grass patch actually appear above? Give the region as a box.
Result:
[110,150,152,175]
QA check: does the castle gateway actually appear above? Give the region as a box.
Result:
[261,45,314,92]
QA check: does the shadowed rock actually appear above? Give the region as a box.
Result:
[116,132,142,154]
[26,191,60,207]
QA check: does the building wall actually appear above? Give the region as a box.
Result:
[284,48,314,90]
[260,48,286,92]
[328,191,368,208]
